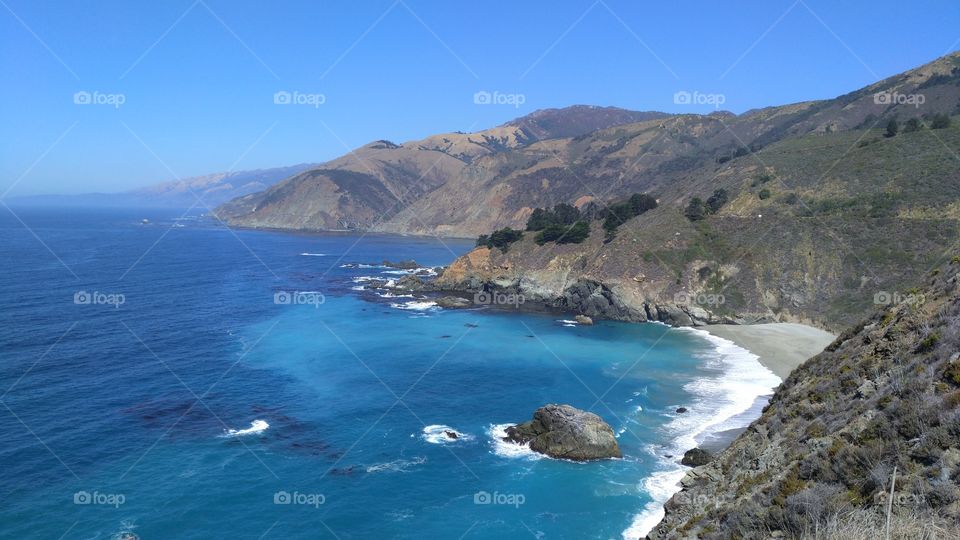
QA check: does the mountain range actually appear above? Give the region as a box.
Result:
[10,163,316,208]
[220,52,960,332]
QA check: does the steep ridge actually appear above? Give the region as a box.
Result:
[218,52,960,238]
[646,257,960,539]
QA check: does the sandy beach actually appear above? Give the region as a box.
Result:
[702,323,837,381]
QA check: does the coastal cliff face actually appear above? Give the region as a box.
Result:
[647,259,960,539]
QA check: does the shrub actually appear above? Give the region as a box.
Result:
[684,197,707,221]
[706,188,729,213]
[930,114,951,129]
[903,118,922,132]
[629,193,658,214]
[759,189,771,200]
[475,234,489,247]
[885,118,899,138]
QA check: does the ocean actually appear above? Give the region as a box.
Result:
[0,207,780,539]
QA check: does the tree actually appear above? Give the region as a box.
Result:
[706,188,729,214]
[629,193,658,215]
[557,221,590,244]
[476,234,489,247]
[684,197,707,221]
[602,201,634,235]
[526,208,553,231]
[884,118,899,138]
[903,118,922,133]
[536,221,590,245]
[552,203,581,225]
[484,228,524,252]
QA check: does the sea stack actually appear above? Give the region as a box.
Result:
[503,404,621,460]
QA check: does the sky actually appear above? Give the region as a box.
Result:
[1,0,958,196]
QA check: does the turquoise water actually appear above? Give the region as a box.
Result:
[0,207,779,539]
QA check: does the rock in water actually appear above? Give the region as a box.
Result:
[503,404,621,460]
[574,314,594,325]
[676,407,688,413]
[435,296,471,308]
[680,447,713,467]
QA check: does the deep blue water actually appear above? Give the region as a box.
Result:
[0,207,779,539]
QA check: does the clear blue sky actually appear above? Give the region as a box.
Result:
[2,0,958,196]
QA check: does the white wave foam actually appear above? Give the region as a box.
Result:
[421,424,471,444]
[222,419,269,437]
[623,327,781,539]
[366,456,426,473]
[558,319,579,325]
[299,252,326,256]
[487,423,543,460]
[390,300,437,311]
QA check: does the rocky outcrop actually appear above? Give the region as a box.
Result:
[503,404,621,461]
[680,447,713,467]
[648,258,960,539]
[434,296,471,308]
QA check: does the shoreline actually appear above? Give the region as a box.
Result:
[624,322,836,538]
[700,323,837,381]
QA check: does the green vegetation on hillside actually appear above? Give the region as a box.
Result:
[476,227,524,252]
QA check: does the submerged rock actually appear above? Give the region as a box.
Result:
[681,447,713,467]
[383,259,420,270]
[503,404,621,460]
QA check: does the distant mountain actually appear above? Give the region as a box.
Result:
[217,53,960,240]
[11,164,317,208]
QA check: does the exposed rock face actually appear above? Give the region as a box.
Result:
[503,404,621,461]
[680,448,713,467]
[574,314,594,325]
[435,296,471,308]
